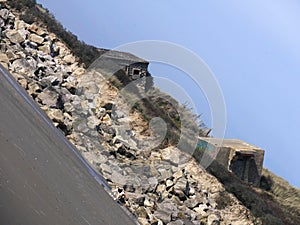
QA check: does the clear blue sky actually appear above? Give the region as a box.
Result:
[37,0,300,188]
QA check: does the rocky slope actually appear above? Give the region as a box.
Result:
[0,1,299,225]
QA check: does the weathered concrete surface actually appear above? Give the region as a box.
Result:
[197,137,265,186]
[0,64,137,225]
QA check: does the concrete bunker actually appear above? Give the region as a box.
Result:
[92,50,150,90]
[95,50,149,80]
[196,137,264,186]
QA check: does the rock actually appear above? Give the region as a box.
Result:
[144,197,154,207]
[138,217,149,225]
[0,7,261,225]
[102,114,112,126]
[27,82,41,96]
[156,184,166,194]
[28,24,46,36]
[11,58,33,73]
[40,75,60,87]
[6,30,25,44]
[0,17,4,27]
[14,20,27,30]
[29,33,44,44]
[167,221,184,225]
[194,204,209,214]
[73,67,85,77]
[166,179,174,188]
[207,214,220,225]
[18,78,28,89]
[63,54,76,64]
[64,102,74,113]
[6,50,17,61]
[174,177,188,193]
[38,44,50,54]
[87,115,100,130]
[184,197,199,209]
[135,207,148,218]
[47,108,64,123]
[110,171,129,186]
[158,168,172,180]
[161,147,180,165]
[148,177,158,190]
[18,28,29,40]
[154,200,178,224]
[100,163,112,175]
[0,8,9,20]
[96,107,106,119]
[0,53,9,63]
[37,90,58,107]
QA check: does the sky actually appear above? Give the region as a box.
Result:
[37,0,300,188]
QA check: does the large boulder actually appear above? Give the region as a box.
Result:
[6,30,25,44]
[37,89,59,108]
[154,199,178,224]
[29,33,44,45]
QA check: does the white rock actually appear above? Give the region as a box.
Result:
[0,53,9,63]
[63,54,76,64]
[6,30,25,44]
[0,8,9,20]
[29,33,44,44]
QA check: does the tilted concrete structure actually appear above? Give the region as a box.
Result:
[92,50,149,80]
[197,137,265,186]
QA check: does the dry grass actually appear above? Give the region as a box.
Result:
[207,159,300,225]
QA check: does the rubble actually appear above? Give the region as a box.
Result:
[0,3,261,225]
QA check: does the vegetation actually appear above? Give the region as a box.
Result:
[7,0,210,148]
[7,0,102,67]
[110,72,208,149]
[260,169,300,220]
[7,1,299,224]
[207,159,300,225]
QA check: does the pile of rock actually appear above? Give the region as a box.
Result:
[0,3,261,224]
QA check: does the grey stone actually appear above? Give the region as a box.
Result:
[154,200,178,224]
[148,176,158,190]
[166,179,174,188]
[96,108,106,119]
[64,102,74,113]
[87,115,100,130]
[158,168,172,180]
[18,28,29,40]
[28,24,46,36]
[0,8,9,20]
[174,177,188,193]
[63,54,76,64]
[6,50,17,61]
[6,30,25,44]
[100,163,112,175]
[37,90,58,108]
[27,82,41,96]
[207,214,220,225]
[47,108,64,123]
[0,53,9,63]
[11,58,32,73]
[184,197,200,209]
[29,33,44,45]
[167,221,184,225]
[161,147,180,165]
[110,171,129,186]
[0,17,4,27]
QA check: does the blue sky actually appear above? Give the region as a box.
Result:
[37,0,300,188]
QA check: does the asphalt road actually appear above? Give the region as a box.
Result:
[0,64,137,225]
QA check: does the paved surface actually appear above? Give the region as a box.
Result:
[0,64,137,225]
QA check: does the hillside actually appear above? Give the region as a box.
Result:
[1,1,299,224]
